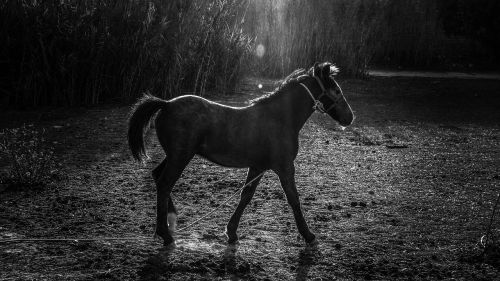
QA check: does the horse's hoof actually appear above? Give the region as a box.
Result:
[226,235,239,245]
[163,240,176,250]
[224,230,238,244]
[227,238,239,245]
[306,238,319,247]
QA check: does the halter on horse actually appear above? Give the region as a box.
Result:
[128,62,354,246]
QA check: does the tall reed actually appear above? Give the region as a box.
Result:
[0,0,251,108]
[245,0,451,77]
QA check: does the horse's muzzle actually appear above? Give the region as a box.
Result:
[338,112,354,126]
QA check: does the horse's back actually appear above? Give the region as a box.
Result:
[154,94,294,168]
[154,95,238,150]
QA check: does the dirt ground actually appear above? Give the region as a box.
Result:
[1,76,500,280]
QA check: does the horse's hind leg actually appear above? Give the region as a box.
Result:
[166,197,177,232]
[154,155,192,246]
[225,168,264,244]
[153,159,178,233]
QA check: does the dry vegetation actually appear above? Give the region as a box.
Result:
[2,0,499,108]
[245,0,458,77]
[0,0,252,107]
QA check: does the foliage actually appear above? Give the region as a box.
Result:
[0,0,252,107]
[245,0,385,77]
[244,0,499,77]
[437,0,500,69]
[0,124,55,187]
[1,0,498,107]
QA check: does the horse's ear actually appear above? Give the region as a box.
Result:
[321,63,331,79]
[329,64,340,76]
[311,62,320,77]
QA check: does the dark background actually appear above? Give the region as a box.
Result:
[1,0,499,108]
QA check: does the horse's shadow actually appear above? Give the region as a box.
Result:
[137,246,175,281]
[295,245,322,281]
[137,242,256,281]
[137,239,322,281]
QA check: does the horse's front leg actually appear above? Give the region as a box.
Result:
[226,168,264,244]
[274,162,316,245]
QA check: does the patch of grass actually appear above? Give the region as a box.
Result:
[0,124,56,188]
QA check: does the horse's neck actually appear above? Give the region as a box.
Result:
[272,82,315,134]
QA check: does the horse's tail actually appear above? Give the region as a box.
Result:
[128,94,168,162]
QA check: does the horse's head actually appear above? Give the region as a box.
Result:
[308,62,354,126]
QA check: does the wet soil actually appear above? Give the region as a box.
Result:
[1,77,500,280]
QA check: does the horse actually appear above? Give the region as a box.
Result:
[127,62,354,247]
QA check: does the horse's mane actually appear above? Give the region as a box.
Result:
[250,68,309,105]
[249,62,339,105]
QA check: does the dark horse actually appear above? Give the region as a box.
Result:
[128,62,354,247]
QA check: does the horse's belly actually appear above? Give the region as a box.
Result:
[198,150,250,168]
[198,138,266,168]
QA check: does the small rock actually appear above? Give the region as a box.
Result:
[368,190,375,195]
[327,205,333,211]
[325,140,330,144]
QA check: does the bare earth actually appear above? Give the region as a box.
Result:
[1,76,500,280]
[368,70,500,80]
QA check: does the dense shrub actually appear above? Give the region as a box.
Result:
[0,0,252,107]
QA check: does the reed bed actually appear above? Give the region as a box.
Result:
[245,0,452,77]
[0,0,252,107]
[1,0,497,108]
